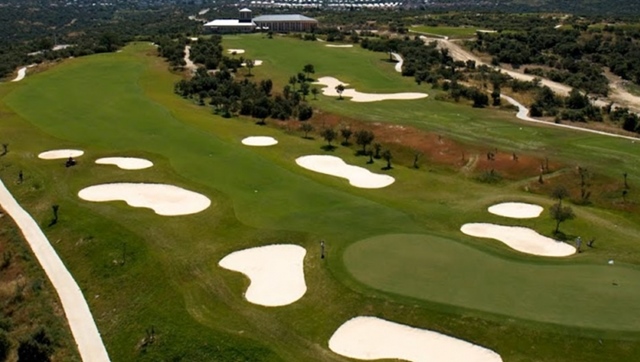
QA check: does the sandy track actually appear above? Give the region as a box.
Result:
[95,157,153,170]
[184,46,197,73]
[422,36,640,110]
[241,136,277,146]
[502,95,639,141]
[0,178,110,361]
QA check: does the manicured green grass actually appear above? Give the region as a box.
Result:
[410,25,486,38]
[345,234,640,331]
[1,40,640,362]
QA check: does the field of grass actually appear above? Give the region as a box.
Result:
[409,25,487,38]
[0,37,639,361]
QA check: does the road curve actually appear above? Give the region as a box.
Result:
[0,178,110,362]
[502,95,639,141]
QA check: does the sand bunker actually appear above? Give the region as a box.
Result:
[11,67,27,82]
[95,157,153,170]
[241,136,278,146]
[313,76,428,102]
[78,183,210,216]
[241,60,263,67]
[391,53,403,73]
[326,44,354,48]
[38,149,84,160]
[329,316,503,362]
[296,155,395,189]
[461,223,576,257]
[488,202,543,219]
[219,244,307,307]
[227,49,245,54]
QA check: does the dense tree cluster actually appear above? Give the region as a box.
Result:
[472,25,640,95]
[170,38,315,123]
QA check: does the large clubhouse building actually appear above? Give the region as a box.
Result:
[204,8,318,33]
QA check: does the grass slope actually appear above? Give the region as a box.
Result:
[0,40,638,361]
[345,234,640,331]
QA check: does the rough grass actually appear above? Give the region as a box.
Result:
[0,40,639,361]
[409,25,486,38]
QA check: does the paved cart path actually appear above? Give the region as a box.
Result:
[0,178,110,362]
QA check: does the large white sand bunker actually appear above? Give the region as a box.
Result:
[326,44,353,48]
[314,76,428,102]
[219,244,307,307]
[78,183,210,216]
[38,149,84,160]
[461,223,576,257]
[488,202,543,219]
[227,48,245,54]
[241,136,278,146]
[296,155,395,189]
[95,157,153,170]
[329,316,503,362]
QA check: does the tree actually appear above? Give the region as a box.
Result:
[245,59,254,76]
[373,143,382,159]
[0,331,9,361]
[335,84,345,100]
[260,79,273,96]
[300,123,314,139]
[549,203,575,234]
[297,103,313,121]
[340,127,353,145]
[289,76,297,91]
[382,149,392,169]
[320,128,337,148]
[551,185,569,207]
[491,87,501,106]
[355,130,375,154]
[18,328,54,362]
[252,106,270,125]
[300,82,310,101]
[311,87,320,100]
[303,64,315,80]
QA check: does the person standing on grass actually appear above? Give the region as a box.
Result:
[320,240,325,259]
[576,236,582,253]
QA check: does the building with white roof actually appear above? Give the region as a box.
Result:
[204,8,317,33]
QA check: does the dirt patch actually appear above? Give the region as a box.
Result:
[283,113,556,181]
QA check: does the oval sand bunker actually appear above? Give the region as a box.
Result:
[219,244,307,307]
[488,202,543,219]
[296,155,395,189]
[329,316,503,362]
[241,136,278,147]
[313,76,428,103]
[461,223,576,257]
[95,157,153,170]
[38,149,84,160]
[78,183,210,216]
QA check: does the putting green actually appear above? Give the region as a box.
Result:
[344,233,640,331]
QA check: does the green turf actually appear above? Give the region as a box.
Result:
[344,233,640,331]
[1,40,640,361]
[409,25,486,38]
